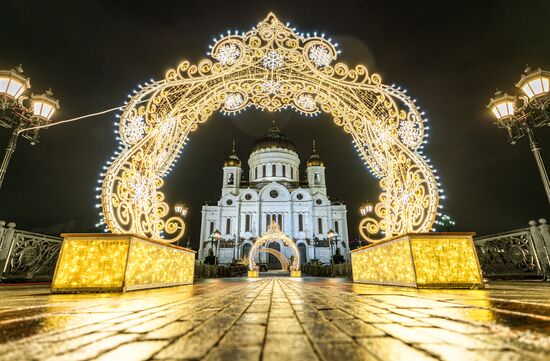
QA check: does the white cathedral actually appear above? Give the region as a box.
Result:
[198,121,349,268]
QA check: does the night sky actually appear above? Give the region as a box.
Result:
[1,0,549,248]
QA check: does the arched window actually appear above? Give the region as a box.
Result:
[262,165,266,177]
[227,173,234,185]
[245,214,251,232]
[272,164,276,177]
[298,214,304,232]
[266,214,270,230]
[335,220,339,234]
[226,218,231,235]
[318,218,323,234]
[277,214,282,228]
[254,167,258,179]
[291,167,294,179]
[282,165,286,177]
[209,221,214,234]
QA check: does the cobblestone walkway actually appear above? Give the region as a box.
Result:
[0,278,549,360]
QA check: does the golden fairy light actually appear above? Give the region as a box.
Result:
[99,13,440,243]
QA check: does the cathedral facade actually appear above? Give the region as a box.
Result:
[198,122,349,267]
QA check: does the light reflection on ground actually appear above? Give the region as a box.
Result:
[0,278,548,360]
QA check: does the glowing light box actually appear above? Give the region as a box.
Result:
[351,233,483,289]
[51,234,195,293]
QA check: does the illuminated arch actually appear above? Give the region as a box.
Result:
[248,222,300,271]
[99,13,440,244]
[256,248,290,270]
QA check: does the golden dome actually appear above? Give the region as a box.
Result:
[251,120,297,153]
[224,141,241,167]
[307,140,325,167]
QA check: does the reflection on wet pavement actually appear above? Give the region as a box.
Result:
[0,278,548,360]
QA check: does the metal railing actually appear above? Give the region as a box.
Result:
[474,219,550,280]
[194,262,248,279]
[302,262,352,278]
[0,221,62,283]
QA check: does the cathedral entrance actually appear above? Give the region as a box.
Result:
[248,222,301,277]
[258,248,289,271]
[267,242,281,270]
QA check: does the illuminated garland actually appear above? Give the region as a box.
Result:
[99,13,440,243]
[249,222,300,271]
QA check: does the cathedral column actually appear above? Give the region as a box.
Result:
[199,208,207,260]
[235,200,241,261]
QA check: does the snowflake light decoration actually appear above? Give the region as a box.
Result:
[262,50,284,70]
[262,80,281,94]
[123,115,146,144]
[297,94,316,111]
[398,120,422,148]
[225,93,243,110]
[216,44,240,65]
[308,45,332,67]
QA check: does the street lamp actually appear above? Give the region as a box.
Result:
[327,229,339,260]
[174,202,188,217]
[359,202,374,217]
[487,66,550,204]
[0,65,59,190]
[209,229,221,264]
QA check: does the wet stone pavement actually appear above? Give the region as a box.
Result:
[0,278,549,361]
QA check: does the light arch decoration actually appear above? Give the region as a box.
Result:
[99,13,440,244]
[257,248,290,270]
[248,222,300,271]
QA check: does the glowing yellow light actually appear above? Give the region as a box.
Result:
[0,68,30,99]
[351,233,483,288]
[516,68,550,99]
[31,91,59,121]
[248,222,300,273]
[100,13,439,244]
[51,234,195,292]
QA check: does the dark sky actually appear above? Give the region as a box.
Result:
[1,0,549,248]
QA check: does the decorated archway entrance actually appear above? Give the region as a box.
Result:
[248,222,300,277]
[257,248,289,271]
[99,13,440,246]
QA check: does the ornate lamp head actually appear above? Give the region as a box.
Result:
[174,202,188,217]
[0,66,30,100]
[516,67,550,100]
[31,89,59,122]
[487,90,516,124]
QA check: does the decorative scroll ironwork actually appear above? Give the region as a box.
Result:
[1,230,62,281]
[474,230,542,279]
[99,13,440,244]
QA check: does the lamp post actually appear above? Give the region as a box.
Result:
[0,66,59,190]
[212,229,221,264]
[232,234,238,263]
[327,229,339,263]
[487,67,550,205]
[359,202,374,217]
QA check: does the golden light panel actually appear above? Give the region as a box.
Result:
[51,234,195,292]
[351,233,483,288]
[99,13,439,244]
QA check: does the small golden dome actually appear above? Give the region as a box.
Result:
[307,140,325,167]
[224,140,241,167]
